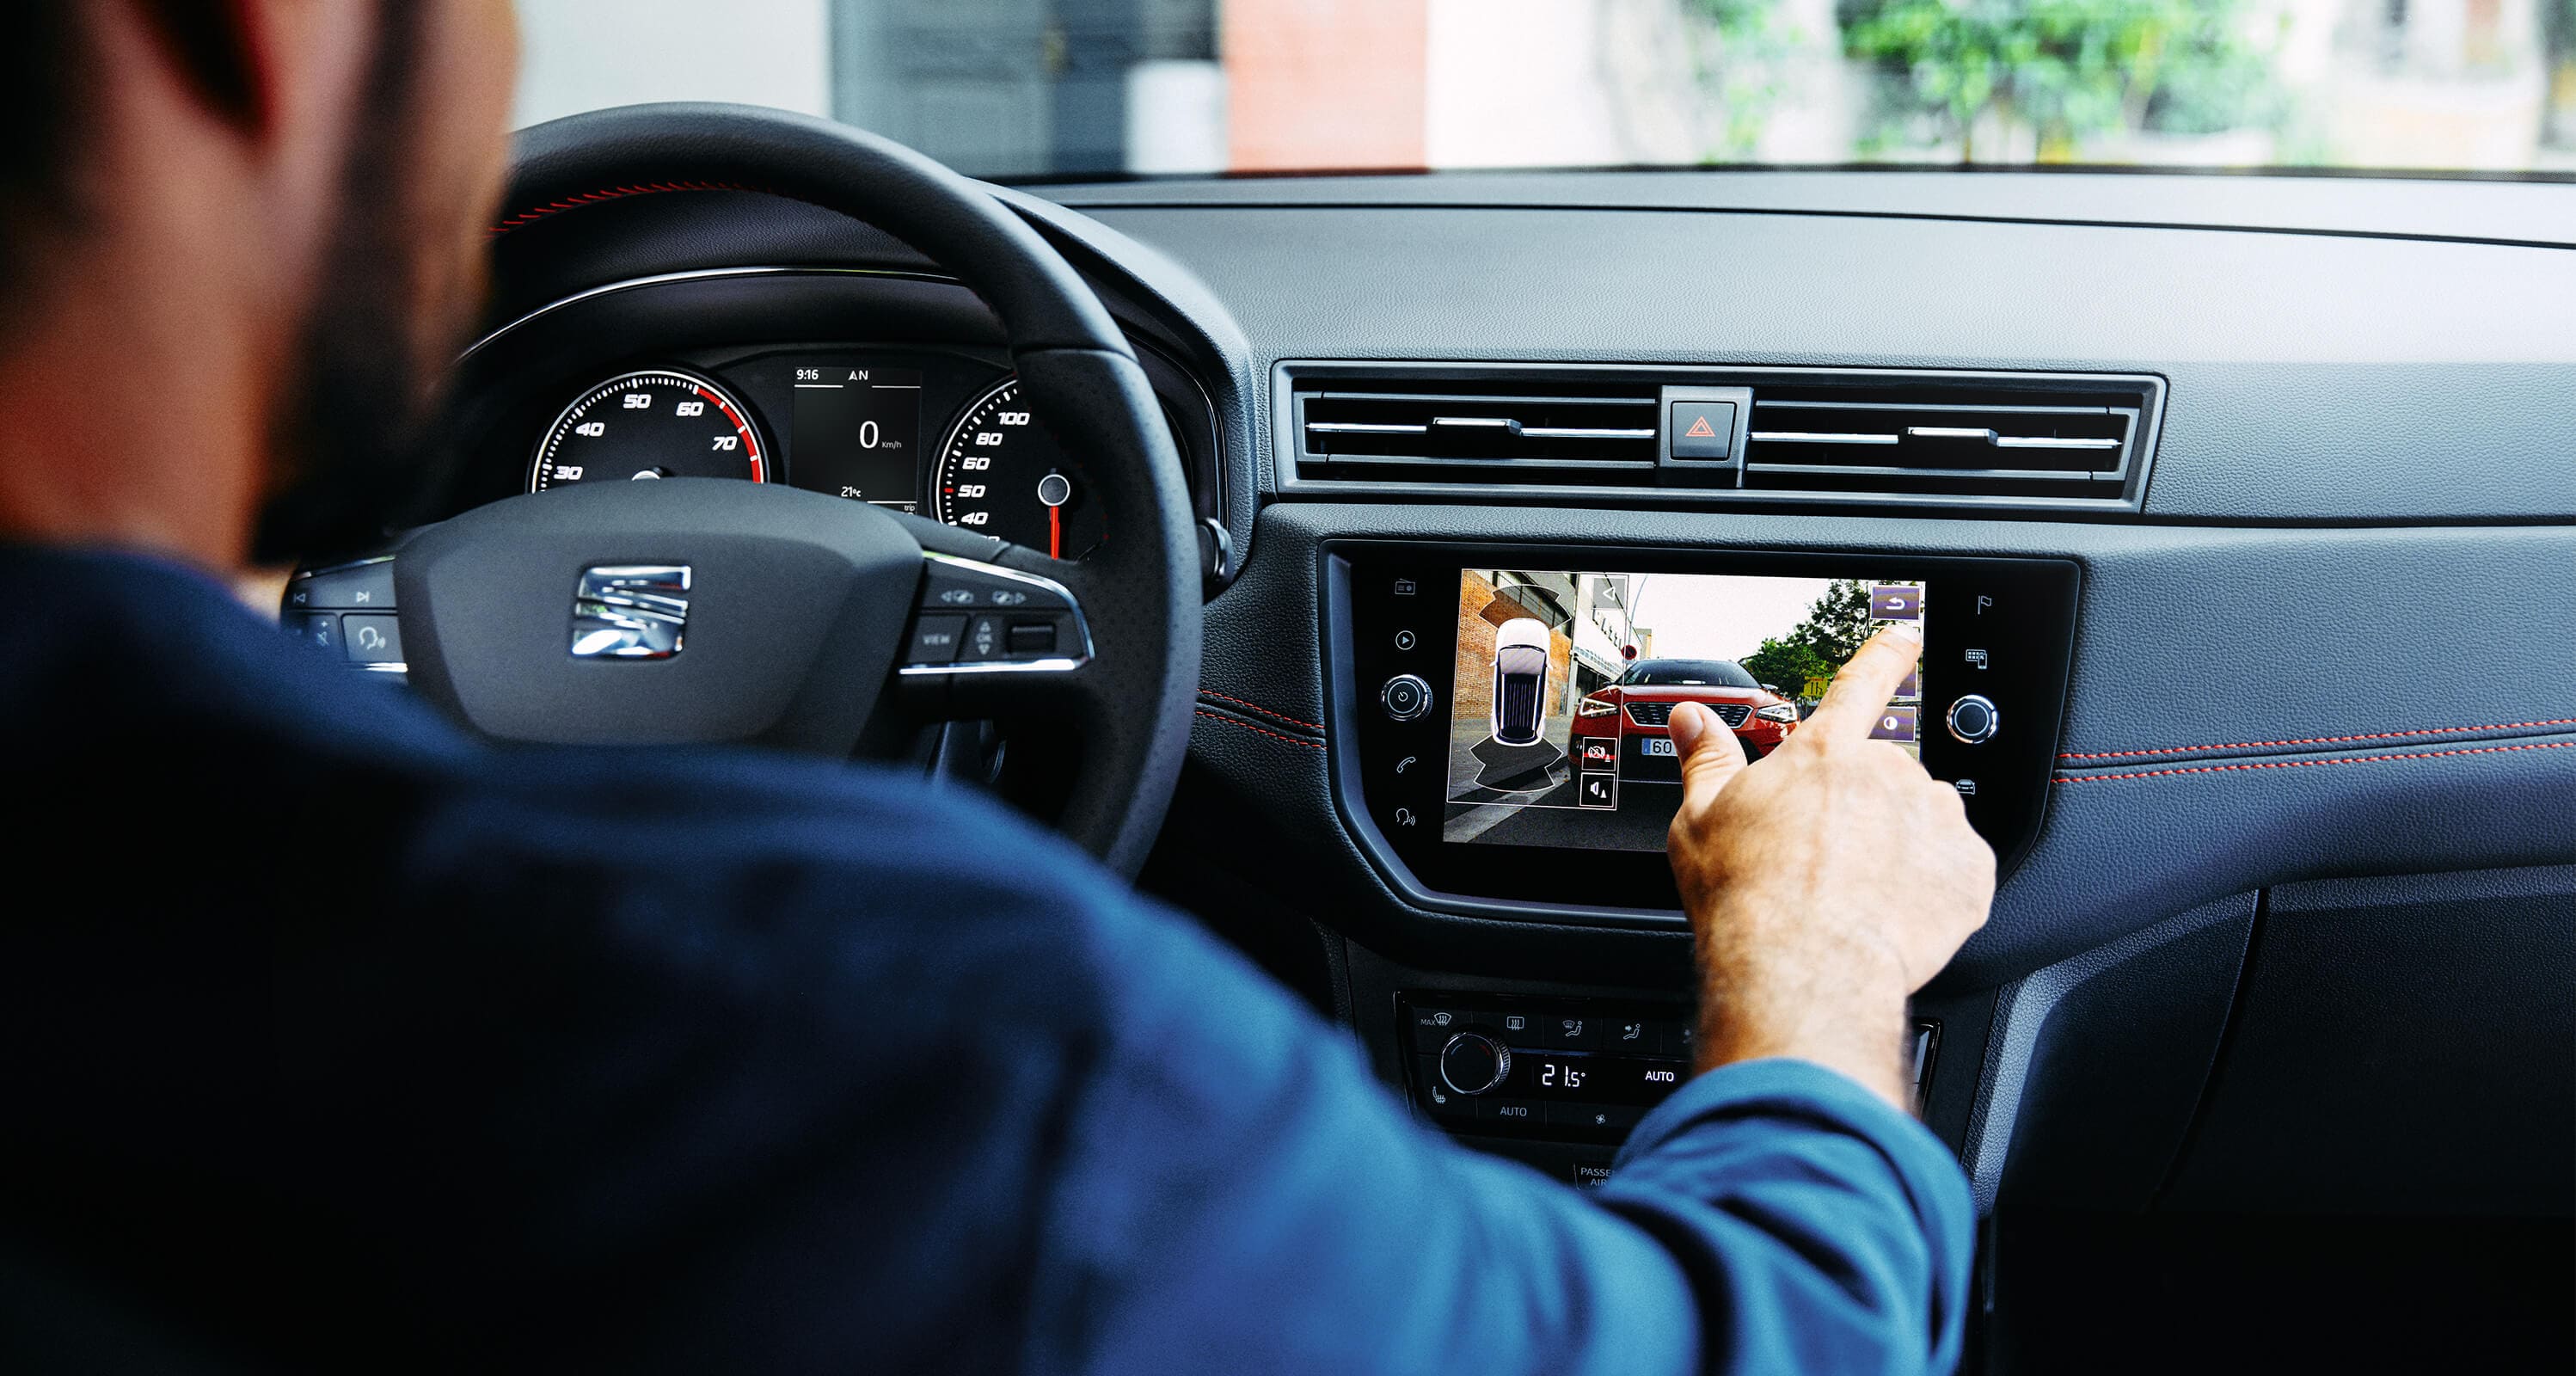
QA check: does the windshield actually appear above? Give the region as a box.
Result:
[516,1,2576,181]
[1622,660,1763,689]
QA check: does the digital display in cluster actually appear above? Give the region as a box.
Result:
[789,365,923,511]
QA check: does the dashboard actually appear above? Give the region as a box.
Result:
[414,163,2574,1367]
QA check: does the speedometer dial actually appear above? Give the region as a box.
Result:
[531,369,766,492]
[930,379,1105,560]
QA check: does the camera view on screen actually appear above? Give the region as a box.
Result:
[1444,569,1927,853]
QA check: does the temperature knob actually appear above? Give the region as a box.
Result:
[1438,1032,1513,1096]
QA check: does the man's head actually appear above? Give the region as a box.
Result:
[0,0,519,570]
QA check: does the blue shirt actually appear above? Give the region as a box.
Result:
[0,546,1972,1373]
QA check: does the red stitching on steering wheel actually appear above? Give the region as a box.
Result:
[488,181,759,236]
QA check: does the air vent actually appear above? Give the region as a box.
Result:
[1740,382,2145,501]
[1294,377,1664,487]
[1277,362,2165,513]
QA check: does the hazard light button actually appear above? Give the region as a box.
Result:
[1670,402,1736,459]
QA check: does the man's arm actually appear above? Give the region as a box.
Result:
[1027,624,1987,1374]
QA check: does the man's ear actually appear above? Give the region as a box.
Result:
[133,0,279,131]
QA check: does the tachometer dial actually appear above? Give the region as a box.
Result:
[930,378,1104,560]
[531,369,766,492]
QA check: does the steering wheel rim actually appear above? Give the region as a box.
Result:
[406,102,1200,875]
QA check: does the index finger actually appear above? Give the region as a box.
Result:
[1802,624,1926,743]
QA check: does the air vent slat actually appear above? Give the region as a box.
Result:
[1751,431,1901,445]
[1299,376,1665,486]
[1280,363,2162,511]
[1742,390,2138,488]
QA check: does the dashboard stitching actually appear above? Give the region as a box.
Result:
[489,181,759,236]
[1194,710,1327,750]
[2054,737,2576,783]
[2058,717,2576,760]
[1198,689,1325,734]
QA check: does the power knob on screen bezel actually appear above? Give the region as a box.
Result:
[1380,673,1434,722]
[1438,1031,1512,1096]
[1946,693,2000,745]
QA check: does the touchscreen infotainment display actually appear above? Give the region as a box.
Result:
[1443,568,1927,853]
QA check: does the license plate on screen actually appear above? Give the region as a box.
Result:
[1642,738,1677,757]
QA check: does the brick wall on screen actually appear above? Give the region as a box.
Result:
[1454,570,1572,727]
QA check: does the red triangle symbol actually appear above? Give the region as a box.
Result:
[1684,415,1717,439]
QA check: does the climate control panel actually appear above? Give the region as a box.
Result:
[1398,991,1941,1153]
[1401,993,1700,1142]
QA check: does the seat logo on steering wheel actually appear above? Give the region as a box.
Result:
[570,564,693,660]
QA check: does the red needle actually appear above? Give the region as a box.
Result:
[1049,503,1062,559]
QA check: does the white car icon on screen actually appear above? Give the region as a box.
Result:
[1489,617,1552,747]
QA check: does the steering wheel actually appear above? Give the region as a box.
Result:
[386,103,1200,875]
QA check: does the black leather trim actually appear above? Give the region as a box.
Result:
[507,104,1129,356]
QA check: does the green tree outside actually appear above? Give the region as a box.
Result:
[1739,580,1880,702]
[1838,0,2284,161]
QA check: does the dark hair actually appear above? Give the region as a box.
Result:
[0,3,87,322]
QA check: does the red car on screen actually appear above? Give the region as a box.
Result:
[1567,658,1801,777]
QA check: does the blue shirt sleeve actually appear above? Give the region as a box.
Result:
[1021,875,1976,1376]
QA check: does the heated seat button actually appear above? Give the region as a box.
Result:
[1530,1014,1600,1050]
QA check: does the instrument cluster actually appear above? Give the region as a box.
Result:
[500,341,1218,563]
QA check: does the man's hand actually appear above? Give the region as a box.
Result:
[1665,623,1993,1109]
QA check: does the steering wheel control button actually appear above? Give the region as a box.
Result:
[899,556,1093,675]
[1947,694,2000,745]
[921,560,1071,614]
[341,615,404,664]
[289,613,340,654]
[1379,673,1433,722]
[287,558,396,611]
[1868,705,1919,743]
[1668,401,1737,458]
[959,613,1009,662]
[1438,1032,1512,1096]
[905,614,966,665]
[1005,619,1059,655]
